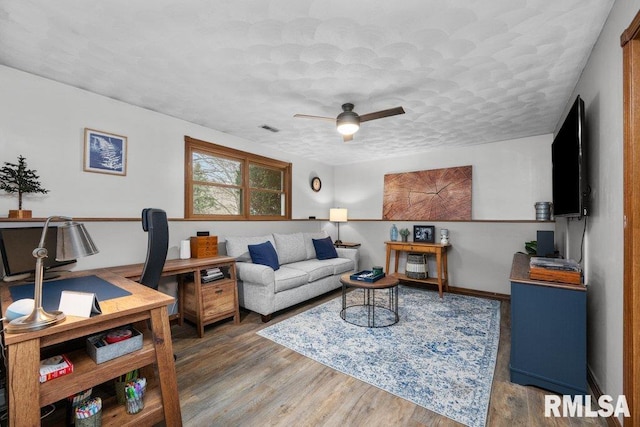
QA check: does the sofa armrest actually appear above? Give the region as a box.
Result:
[236,262,275,286]
[336,247,359,271]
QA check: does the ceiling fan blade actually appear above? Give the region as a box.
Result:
[343,134,353,142]
[359,106,405,123]
[293,114,335,123]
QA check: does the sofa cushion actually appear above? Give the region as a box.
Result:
[273,232,306,265]
[274,266,309,292]
[286,259,335,282]
[304,231,329,259]
[226,235,275,262]
[320,257,355,275]
[248,241,280,271]
[313,237,338,260]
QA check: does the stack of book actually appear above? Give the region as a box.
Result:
[39,354,73,383]
[201,267,224,283]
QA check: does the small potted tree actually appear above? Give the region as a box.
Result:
[399,228,411,242]
[0,155,49,218]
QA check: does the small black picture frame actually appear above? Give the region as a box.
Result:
[413,225,435,243]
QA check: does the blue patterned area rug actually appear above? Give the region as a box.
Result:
[257,286,501,427]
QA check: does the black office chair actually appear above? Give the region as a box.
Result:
[140,208,169,290]
[139,208,178,359]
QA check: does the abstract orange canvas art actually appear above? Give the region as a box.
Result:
[383,166,472,220]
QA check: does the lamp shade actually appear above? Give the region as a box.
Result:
[329,208,348,222]
[56,221,99,261]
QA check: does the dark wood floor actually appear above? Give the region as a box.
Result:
[170,289,607,426]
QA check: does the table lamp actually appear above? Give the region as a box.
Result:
[6,216,99,333]
[329,208,348,244]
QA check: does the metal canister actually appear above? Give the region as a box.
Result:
[535,202,552,221]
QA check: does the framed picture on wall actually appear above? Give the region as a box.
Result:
[83,128,127,176]
[413,225,435,243]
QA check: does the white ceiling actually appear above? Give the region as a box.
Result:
[0,0,614,165]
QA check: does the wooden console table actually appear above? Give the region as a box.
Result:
[384,241,451,298]
[108,256,240,337]
[0,269,182,426]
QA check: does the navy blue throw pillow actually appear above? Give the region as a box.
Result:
[313,236,338,260]
[248,241,280,270]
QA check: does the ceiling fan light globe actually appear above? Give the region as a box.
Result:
[337,123,359,135]
[336,111,360,135]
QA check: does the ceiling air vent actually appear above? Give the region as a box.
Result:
[260,124,279,133]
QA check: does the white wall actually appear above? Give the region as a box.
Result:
[334,135,553,220]
[558,0,636,417]
[0,65,334,220]
[0,65,335,299]
[0,65,557,297]
[337,220,554,295]
[333,135,555,294]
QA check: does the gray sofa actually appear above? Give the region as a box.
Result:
[225,232,359,322]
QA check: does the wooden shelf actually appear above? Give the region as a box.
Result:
[41,378,164,427]
[39,331,156,407]
[389,272,443,287]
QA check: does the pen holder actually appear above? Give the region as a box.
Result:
[123,378,146,415]
[75,409,102,427]
[114,380,127,405]
[74,397,102,427]
[114,371,138,405]
[126,393,145,415]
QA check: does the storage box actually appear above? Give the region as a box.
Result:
[530,267,582,285]
[190,236,218,258]
[350,270,385,282]
[86,327,143,364]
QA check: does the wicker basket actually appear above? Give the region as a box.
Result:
[406,253,428,279]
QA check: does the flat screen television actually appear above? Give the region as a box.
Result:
[0,226,77,279]
[552,95,589,218]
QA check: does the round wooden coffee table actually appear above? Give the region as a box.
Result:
[340,273,400,327]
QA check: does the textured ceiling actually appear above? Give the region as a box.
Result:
[0,0,614,165]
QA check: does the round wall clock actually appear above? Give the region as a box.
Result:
[311,177,322,192]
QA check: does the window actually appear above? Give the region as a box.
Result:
[185,136,291,220]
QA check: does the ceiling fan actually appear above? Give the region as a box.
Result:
[294,103,405,142]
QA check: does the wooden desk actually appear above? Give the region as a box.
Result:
[384,241,451,298]
[107,256,235,281]
[0,269,182,426]
[108,256,239,337]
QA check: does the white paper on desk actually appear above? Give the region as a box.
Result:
[58,290,102,317]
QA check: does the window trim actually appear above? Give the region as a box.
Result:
[184,136,292,220]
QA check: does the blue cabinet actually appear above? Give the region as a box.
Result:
[509,253,587,395]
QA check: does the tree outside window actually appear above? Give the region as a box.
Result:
[185,136,291,220]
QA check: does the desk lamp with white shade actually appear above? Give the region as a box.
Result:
[6,216,99,333]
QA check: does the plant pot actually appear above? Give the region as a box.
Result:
[8,210,32,219]
[401,236,408,242]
